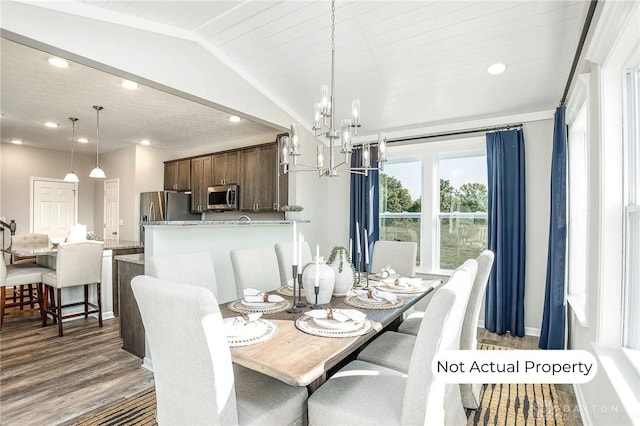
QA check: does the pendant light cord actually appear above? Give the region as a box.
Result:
[69,117,77,171]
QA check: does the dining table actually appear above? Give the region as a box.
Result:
[220,279,434,393]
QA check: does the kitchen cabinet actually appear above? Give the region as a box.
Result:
[212,151,239,185]
[240,143,279,212]
[190,155,213,213]
[164,159,191,191]
[117,255,145,358]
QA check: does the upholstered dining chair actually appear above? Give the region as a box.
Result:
[147,252,219,299]
[131,275,308,425]
[307,265,474,425]
[370,240,418,277]
[356,259,478,374]
[0,254,51,328]
[9,233,50,264]
[274,241,313,287]
[42,240,104,337]
[230,246,281,299]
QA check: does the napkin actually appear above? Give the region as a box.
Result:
[305,309,366,323]
[224,313,262,334]
[378,266,396,278]
[381,277,423,288]
[354,289,398,303]
[243,288,285,303]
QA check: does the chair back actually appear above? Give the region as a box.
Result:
[401,259,477,425]
[54,241,104,288]
[131,275,238,425]
[274,241,313,287]
[370,241,417,277]
[10,233,50,263]
[147,252,219,298]
[0,254,7,286]
[230,246,281,299]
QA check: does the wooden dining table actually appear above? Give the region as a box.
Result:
[219,284,432,392]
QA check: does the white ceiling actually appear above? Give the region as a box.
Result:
[1,0,588,154]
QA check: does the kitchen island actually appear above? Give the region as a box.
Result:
[142,220,309,304]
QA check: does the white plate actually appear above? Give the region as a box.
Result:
[241,299,276,308]
[357,294,387,304]
[224,318,263,337]
[312,317,357,330]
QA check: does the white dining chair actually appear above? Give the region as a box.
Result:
[356,258,478,374]
[307,265,474,425]
[131,275,308,425]
[370,240,418,277]
[230,246,281,299]
[146,252,219,299]
[274,241,313,287]
[42,240,104,337]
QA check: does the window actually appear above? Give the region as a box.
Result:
[622,65,640,356]
[378,137,486,273]
[568,104,588,298]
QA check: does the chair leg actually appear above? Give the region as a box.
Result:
[56,288,63,337]
[1,286,6,329]
[97,282,103,328]
[18,285,25,310]
[37,283,46,324]
[28,284,35,308]
[84,284,89,319]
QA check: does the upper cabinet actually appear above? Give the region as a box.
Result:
[164,159,191,191]
[190,155,213,213]
[240,143,280,212]
[212,151,239,186]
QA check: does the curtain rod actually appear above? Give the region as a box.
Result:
[560,0,598,106]
[386,123,523,145]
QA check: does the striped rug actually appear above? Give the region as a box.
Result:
[467,343,565,426]
[73,344,564,426]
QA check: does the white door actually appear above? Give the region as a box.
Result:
[32,179,77,238]
[104,179,119,241]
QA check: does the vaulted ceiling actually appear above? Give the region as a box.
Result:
[0,0,587,154]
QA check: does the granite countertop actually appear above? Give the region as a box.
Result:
[142,220,310,226]
[114,253,145,265]
[9,239,143,257]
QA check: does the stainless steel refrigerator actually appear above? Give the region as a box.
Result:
[139,191,200,243]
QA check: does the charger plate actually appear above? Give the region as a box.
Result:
[343,295,404,310]
[295,315,374,338]
[227,319,278,347]
[228,299,290,314]
[374,284,427,294]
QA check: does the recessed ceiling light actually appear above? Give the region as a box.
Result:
[140,139,151,146]
[487,63,507,75]
[44,121,59,128]
[48,57,69,68]
[10,139,23,145]
[229,115,241,123]
[121,80,138,90]
[77,137,89,143]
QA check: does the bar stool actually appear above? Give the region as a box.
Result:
[0,254,51,328]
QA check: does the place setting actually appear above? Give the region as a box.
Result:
[224,312,279,347]
[227,288,291,314]
[295,308,379,338]
[344,288,405,310]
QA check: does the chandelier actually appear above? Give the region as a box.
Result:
[280,0,387,177]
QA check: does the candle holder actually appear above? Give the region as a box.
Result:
[287,264,301,313]
[356,252,362,286]
[295,273,306,308]
[312,286,322,309]
[364,262,370,289]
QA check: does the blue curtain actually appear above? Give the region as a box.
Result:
[485,129,526,336]
[539,107,568,349]
[350,147,379,272]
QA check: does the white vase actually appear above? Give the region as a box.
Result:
[328,249,354,296]
[285,211,303,221]
[302,257,335,305]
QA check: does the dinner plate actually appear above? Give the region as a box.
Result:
[241,299,276,308]
[357,294,388,304]
[223,318,263,337]
[312,317,359,330]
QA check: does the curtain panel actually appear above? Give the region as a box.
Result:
[485,129,527,336]
[539,106,568,349]
[350,146,380,272]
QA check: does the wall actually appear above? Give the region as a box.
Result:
[0,144,96,235]
[97,146,136,241]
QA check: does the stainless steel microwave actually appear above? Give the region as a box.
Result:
[207,184,239,211]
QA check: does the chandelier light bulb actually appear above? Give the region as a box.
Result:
[290,123,300,156]
[317,145,325,168]
[280,136,290,165]
[351,99,360,124]
[313,103,322,129]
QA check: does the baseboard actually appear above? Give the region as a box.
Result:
[477,320,541,337]
[142,356,153,372]
[572,383,592,425]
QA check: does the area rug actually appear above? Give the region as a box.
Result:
[467,343,565,426]
[73,344,565,426]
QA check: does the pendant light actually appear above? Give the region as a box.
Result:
[63,117,80,183]
[89,105,106,178]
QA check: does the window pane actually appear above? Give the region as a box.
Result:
[438,156,488,270]
[623,208,640,350]
[379,161,422,263]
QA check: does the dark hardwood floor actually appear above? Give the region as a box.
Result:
[1,311,582,425]
[0,312,154,425]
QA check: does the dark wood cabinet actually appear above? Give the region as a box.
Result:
[164,159,191,191]
[117,257,145,358]
[240,143,279,212]
[190,155,213,212]
[212,151,239,185]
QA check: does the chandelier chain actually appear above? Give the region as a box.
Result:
[331,1,335,50]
